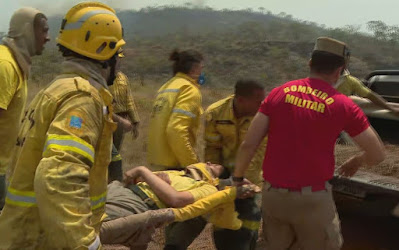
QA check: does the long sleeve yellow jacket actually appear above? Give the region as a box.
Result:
[0,59,116,250]
[148,73,202,170]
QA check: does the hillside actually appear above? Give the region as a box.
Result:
[35,6,399,91]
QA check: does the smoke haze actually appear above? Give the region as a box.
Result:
[16,0,133,16]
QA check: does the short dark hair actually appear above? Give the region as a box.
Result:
[169,49,203,75]
[234,79,264,97]
[310,51,345,74]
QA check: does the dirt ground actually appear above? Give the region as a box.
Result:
[104,224,262,250]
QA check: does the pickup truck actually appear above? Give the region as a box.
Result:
[356,70,399,144]
[333,70,399,217]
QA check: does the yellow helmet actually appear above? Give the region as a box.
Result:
[56,2,125,61]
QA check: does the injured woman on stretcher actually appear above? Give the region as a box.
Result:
[100,162,261,249]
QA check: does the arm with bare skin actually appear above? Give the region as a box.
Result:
[233,112,269,184]
[112,113,133,132]
[366,92,399,115]
[338,126,385,177]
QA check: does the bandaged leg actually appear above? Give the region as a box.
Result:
[100,209,175,249]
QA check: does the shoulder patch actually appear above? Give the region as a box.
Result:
[65,112,86,136]
[69,115,83,129]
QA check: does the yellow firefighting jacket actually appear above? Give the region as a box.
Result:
[109,71,140,123]
[0,59,116,250]
[336,70,371,97]
[147,73,202,170]
[204,95,267,186]
[0,45,27,176]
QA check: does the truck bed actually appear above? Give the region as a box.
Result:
[332,170,399,199]
[334,144,399,217]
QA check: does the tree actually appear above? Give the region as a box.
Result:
[367,20,389,41]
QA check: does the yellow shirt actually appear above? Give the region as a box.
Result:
[0,45,27,175]
[204,95,267,186]
[109,72,140,123]
[336,73,371,97]
[138,169,218,208]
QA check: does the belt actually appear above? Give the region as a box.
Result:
[264,181,332,194]
[128,184,159,210]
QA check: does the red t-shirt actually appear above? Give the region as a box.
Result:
[259,77,370,188]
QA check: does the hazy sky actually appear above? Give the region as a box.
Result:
[1,0,399,32]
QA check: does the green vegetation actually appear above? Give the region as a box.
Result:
[35,6,399,93]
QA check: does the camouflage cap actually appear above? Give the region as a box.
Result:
[313,37,350,61]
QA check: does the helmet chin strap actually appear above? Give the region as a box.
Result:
[103,54,117,86]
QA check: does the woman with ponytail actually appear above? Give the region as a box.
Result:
[147,49,204,171]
